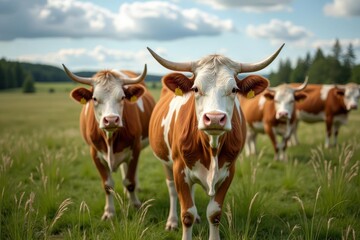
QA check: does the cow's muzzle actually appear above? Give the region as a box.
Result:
[349,104,358,110]
[102,115,121,130]
[202,112,228,134]
[276,111,290,120]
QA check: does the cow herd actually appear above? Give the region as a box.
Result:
[62,44,359,240]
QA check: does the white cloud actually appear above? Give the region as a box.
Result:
[246,19,312,44]
[0,0,234,41]
[195,0,292,12]
[114,1,234,40]
[324,0,360,17]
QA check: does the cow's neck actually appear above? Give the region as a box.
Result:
[105,133,116,172]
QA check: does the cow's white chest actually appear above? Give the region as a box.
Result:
[297,110,325,123]
[98,147,132,171]
[272,122,290,136]
[251,121,265,133]
[183,158,230,197]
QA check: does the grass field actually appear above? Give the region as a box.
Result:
[0,82,359,239]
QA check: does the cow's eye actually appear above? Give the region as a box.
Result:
[232,88,237,93]
[93,97,97,102]
[192,87,199,93]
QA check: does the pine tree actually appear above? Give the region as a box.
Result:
[313,48,325,62]
[351,65,360,84]
[290,57,309,83]
[22,74,36,93]
[332,39,342,61]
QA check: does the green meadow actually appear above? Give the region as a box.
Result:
[0,82,359,239]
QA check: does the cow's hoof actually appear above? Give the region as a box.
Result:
[195,215,201,224]
[165,217,178,231]
[133,201,142,209]
[101,211,115,220]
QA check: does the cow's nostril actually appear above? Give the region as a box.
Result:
[220,115,226,125]
[203,114,211,125]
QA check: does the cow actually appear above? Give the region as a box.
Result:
[289,83,359,148]
[147,44,284,240]
[240,78,308,160]
[62,64,156,220]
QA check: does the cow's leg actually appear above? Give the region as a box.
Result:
[265,125,279,160]
[278,136,288,161]
[245,127,257,156]
[91,148,115,220]
[288,120,299,146]
[333,122,341,147]
[120,163,141,208]
[325,116,334,148]
[122,143,141,208]
[207,165,234,240]
[174,162,196,240]
[163,164,179,230]
[191,185,201,223]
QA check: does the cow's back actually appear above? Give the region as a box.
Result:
[239,94,264,124]
[291,84,325,114]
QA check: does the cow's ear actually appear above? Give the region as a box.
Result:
[70,87,92,104]
[264,92,274,100]
[295,92,307,102]
[124,85,145,102]
[163,73,194,95]
[236,75,269,98]
[336,89,345,96]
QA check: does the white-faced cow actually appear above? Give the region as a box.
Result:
[147,44,283,240]
[289,83,359,148]
[63,64,155,220]
[240,78,308,160]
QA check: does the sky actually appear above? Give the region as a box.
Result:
[0,0,359,75]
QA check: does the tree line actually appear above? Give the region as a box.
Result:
[269,39,360,85]
[0,59,32,90]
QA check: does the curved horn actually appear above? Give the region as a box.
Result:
[293,76,308,92]
[62,64,93,85]
[122,64,147,85]
[147,47,193,72]
[239,43,285,73]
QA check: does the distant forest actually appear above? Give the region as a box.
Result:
[269,39,360,86]
[1,39,360,90]
[0,61,161,91]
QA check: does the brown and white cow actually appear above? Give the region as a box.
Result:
[289,83,359,148]
[63,64,155,220]
[240,79,308,160]
[147,44,283,239]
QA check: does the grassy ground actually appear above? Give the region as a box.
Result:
[0,82,359,239]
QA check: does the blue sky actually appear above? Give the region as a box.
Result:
[0,0,359,75]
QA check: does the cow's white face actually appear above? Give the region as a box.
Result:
[265,85,307,120]
[70,70,145,134]
[343,84,359,111]
[162,57,269,148]
[193,66,238,135]
[92,78,126,130]
[273,87,296,120]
